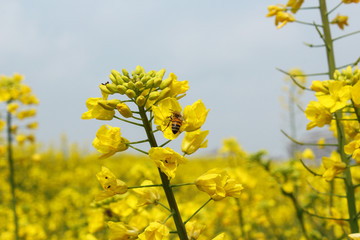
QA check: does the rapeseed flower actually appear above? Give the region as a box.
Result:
[181,129,209,155]
[316,81,351,113]
[183,99,209,132]
[116,102,133,118]
[148,147,187,179]
[322,151,347,181]
[266,4,287,17]
[302,148,315,160]
[133,180,161,206]
[95,166,128,201]
[166,72,189,98]
[305,101,332,130]
[212,233,228,240]
[331,14,349,30]
[108,221,139,240]
[275,11,295,29]
[286,0,304,13]
[92,125,129,159]
[17,109,36,120]
[351,80,360,107]
[344,140,360,162]
[186,221,206,240]
[81,97,117,120]
[138,222,169,240]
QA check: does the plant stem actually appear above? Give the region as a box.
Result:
[6,108,19,240]
[138,106,189,240]
[319,0,359,232]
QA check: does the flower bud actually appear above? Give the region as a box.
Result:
[154,77,162,88]
[156,69,166,79]
[109,73,118,84]
[106,83,119,93]
[136,95,146,106]
[117,85,127,94]
[125,89,136,99]
[159,76,173,89]
[149,91,160,100]
[135,65,144,75]
[115,74,124,85]
[146,79,154,88]
[135,81,144,89]
[142,76,150,84]
[139,72,145,79]
[122,76,130,83]
[117,103,133,118]
[107,99,121,108]
[127,81,135,89]
[99,84,112,94]
[98,100,115,110]
[157,87,170,101]
[122,68,130,78]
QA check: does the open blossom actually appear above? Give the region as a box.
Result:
[92,125,129,159]
[149,147,187,179]
[108,221,139,240]
[181,129,209,155]
[133,180,160,206]
[186,221,206,240]
[286,0,304,13]
[305,101,332,130]
[322,151,347,181]
[275,11,295,29]
[95,166,128,201]
[316,81,351,113]
[183,99,209,132]
[331,14,349,30]
[195,168,243,201]
[82,97,120,120]
[266,4,287,17]
[345,140,360,162]
[138,222,169,240]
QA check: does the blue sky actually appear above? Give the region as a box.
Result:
[1,0,359,158]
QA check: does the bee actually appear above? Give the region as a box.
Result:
[165,111,183,134]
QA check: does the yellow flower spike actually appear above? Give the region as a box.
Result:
[301,148,315,160]
[345,140,360,163]
[133,180,160,206]
[148,147,188,180]
[138,222,169,240]
[183,99,209,132]
[331,14,349,30]
[322,151,347,182]
[117,102,133,118]
[195,168,228,201]
[304,101,332,130]
[92,125,129,159]
[181,129,209,155]
[152,97,183,140]
[82,97,115,120]
[7,102,19,114]
[185,221,206,240]
[95,166,128,201]
[108,221,139,240]
[316,81,351,113]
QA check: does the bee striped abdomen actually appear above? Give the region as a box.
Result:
[170,112,183,134]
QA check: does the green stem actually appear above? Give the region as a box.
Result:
[138,106,189,240]
[319,0,359,232]
[6,108,19,240]
[170,182,195,188]
[114,115,143,127]
[184,198,212,224]
[128,184,163,189]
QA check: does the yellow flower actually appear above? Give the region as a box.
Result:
[331,14,349,30]
[133,180,161,206]
[116,102,133,118]
[108,221,139,240]
[152,97,184,140]
[266,4,286,17]
[183,99,209,132]
[186,221,206,240]
[0,119,5,131]
[17,109,36,120]
[310,80,330,93]
[212,233,228,240]
[88,209,105,233]
[26,122,38,129]
[181,129,209,155]
[345,140,360,162]
[304,101,332,130]
[349,233,360,240]
[92,125,129,159]
[316,80,351,113]
[195,168,243,201]
[301,148,315,160]
[275,11,295,29]
[148,147,187,179]
[138,222,169,240]
[322,151,347,181]
[351,80,360,107]
[16,134,27,146]
[287,0,304,13]
[81,97,116,120]
[95,166,128,201]
[318,137,325,149]
[7,102,19,114]
[167,72,189,98]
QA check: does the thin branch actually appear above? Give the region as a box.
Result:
[276,68,311,91]
[300,159,323,177]
[303,208,349,221]
[160,139,172,148]
[295,20,323,28]
[127,139,149,144]
[333,30,360,42]
[128,184,163,189]
[306,180,346,198]
[156,201,172,213]
[287,6,319,11]
[170,183,195,188]
[327,1,343,16]
[127,144,148,155]
[184,198,212,224]
[281,129,338,147]
[337,57,360,69]
[114,115,143,127]
[303,42,325,48]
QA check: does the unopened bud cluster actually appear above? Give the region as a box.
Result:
[99,66,174,107]
[333,65,359,85]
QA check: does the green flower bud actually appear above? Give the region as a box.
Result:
[139,73,145,79]
[156,69,166,79]
[154,77,162,88]
[135,81,144,89]
[117,85,127,94]
[146,70,156,77]
[136,95,146,106]
[125,89,136,99]
[127,81,135,89]
[142,76,150,84]
[107,99,121,108]
[131,71,135,77]
[146,79,154,88]
[122,69,130,78]
[149,91,160,100]
[157,87,170,101]
[134,75,140,82]
[99,84,112,94]
[160,76,173,89]
[115,75,124,85]
[135,65,144,75]
[109,73,118,84]
[106,83,119,93]
[98,100,115,110]
[122,76,130,83]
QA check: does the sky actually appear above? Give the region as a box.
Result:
[1,0,359,158]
